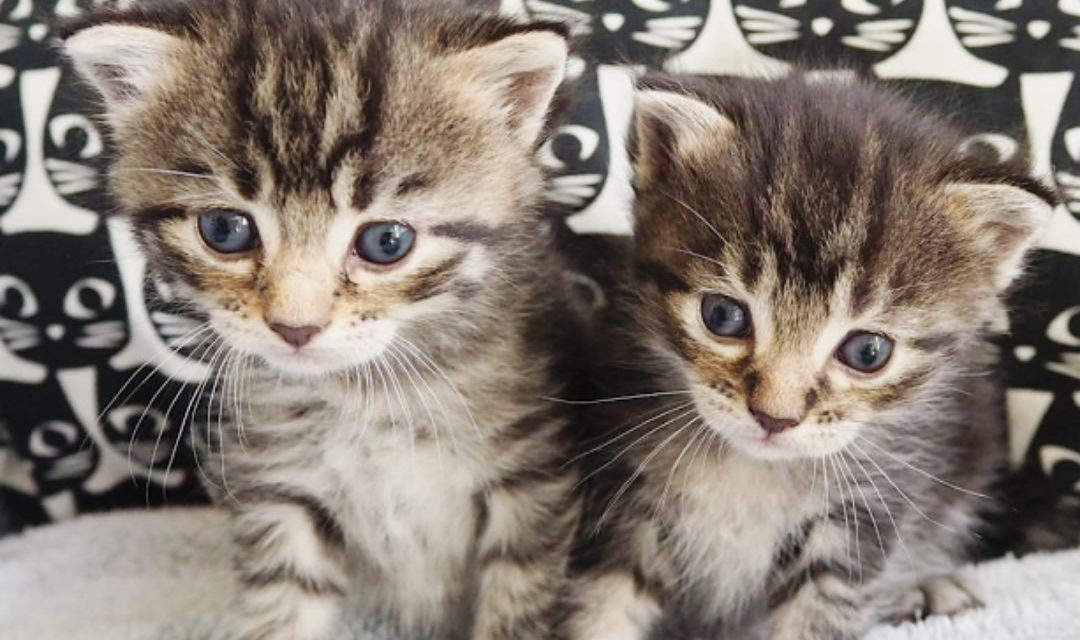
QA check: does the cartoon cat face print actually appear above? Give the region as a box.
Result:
[0,230,127,370]
[525,0,710,64]
[947,0,1080,73]
[734,0,923,68]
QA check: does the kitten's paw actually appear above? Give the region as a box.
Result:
[892,575,982,623]
[227,596,340,640]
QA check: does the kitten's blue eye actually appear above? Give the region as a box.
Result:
[701,294,751,338]
[355,221,415,265]
[197,210,258,254]
[837,332,894,373]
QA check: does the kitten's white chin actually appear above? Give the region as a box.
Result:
[725,433,809,461]
[258,350,348,378]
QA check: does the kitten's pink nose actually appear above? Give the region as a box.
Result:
[750,406,800,435]
[269,323,323,349]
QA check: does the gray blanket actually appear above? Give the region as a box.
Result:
[1,508,1078,640]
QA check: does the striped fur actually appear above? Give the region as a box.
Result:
[565,75,1057,640]
[63,2,581,639]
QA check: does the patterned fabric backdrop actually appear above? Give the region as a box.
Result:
[0,0,1078,534]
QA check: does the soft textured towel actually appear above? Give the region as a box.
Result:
[0,508,1077,640]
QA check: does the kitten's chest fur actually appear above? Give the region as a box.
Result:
[225,371,542,628]
[657,453,819,620]
[331,429,481,624]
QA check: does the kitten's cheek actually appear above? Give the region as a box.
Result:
[790,422,861,458]
[206,312,265,354]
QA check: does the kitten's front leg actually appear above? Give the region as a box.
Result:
[562,571,663,640]
[228,493,348,640]
[766,570,870,640]
[469,473,579,640]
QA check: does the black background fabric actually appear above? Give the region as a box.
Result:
[0,0,1078,534]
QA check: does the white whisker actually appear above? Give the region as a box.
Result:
[543,390,692,406]
[598,416,699,531]
[397,337,480,437]
[842,450,888,564]
[828,453,853,582]
[387,343,443,461]
[179,336,227,493]
[849,441,962,537]
[213,348,243,507]
[579,405,698,491]
[185,124,240,170]
[836,454,864,583]
[668,247,727,269]
[121,167,218,181]
[393,343,459,456]
[846,445,916,571]
[679,422,716,522]
[655,422,708,518]
[662,191,726,245]
[102,322,213,424]
[857,436,991,499]
[570,400,695,466]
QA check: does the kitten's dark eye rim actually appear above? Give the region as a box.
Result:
[353,220,417,267]
[836,331,895,374]
[196,209,260,256]
[700,293,752,339]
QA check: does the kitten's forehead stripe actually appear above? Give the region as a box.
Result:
[212,1,394,202]
[395,173,431,197]
[227,9,265,156]
[351,173,376,211]
[352,0,391,170]
[233,162,260,201]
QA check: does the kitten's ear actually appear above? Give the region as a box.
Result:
[632,90,734,187]
[63,24,183,127]
[450,28,568,147]
[945,182,1055,290]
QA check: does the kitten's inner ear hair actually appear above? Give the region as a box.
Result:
[944,182,1054,291]
[63,24,183,128]
[632,89,734,187]
[449,28,568,148]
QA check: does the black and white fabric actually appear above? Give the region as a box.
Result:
[0,0,1077,534]
[0,0,208,531]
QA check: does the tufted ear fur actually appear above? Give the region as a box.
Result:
[945,182,1055,291]
[447,28,568,148]
[63,24,183,129]
[631,89,735,188]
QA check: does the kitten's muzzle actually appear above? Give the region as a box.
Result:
[749,405,800,435]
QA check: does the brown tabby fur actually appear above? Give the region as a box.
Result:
[63,2,583,640]
[564,74,1057,640]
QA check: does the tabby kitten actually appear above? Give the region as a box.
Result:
[565,75,1057,640]
[63,2,581,639]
